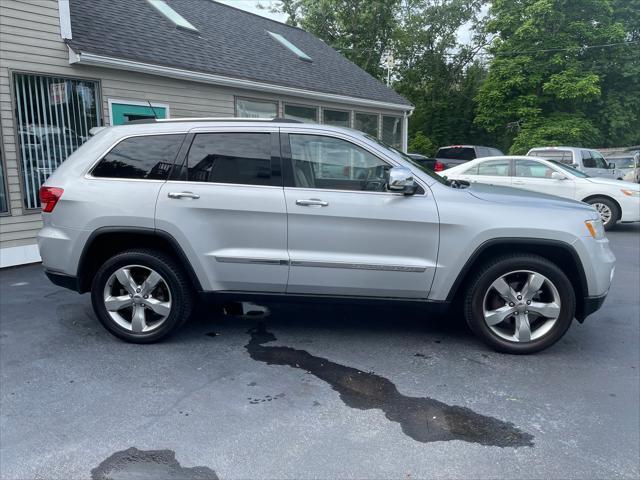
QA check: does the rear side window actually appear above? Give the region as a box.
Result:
[185,133,273,185]
[529,150,573,164]
[436,147,476,160]
[92,134,184,179]
[477,159,511,176]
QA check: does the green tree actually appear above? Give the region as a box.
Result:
[475,0,639,153]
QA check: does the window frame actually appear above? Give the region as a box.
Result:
[0,119,10,216]
[284,103,319,123]
[280,131,426,195]
[234,96,279,119]
[168,129,283,188]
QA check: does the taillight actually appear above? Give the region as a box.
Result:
[39,186,64,213]
[434,161,445,172]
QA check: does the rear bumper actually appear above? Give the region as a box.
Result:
[576,292,608,322]
[44,270,81,293]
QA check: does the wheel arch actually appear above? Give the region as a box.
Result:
[447,238,589,319]
[77,227,202,293]
[581,194,621,214]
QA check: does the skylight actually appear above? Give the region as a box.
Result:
[268,31,312,62]
[147,0,198,31]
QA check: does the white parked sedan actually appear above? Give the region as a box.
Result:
[439,156,640,230]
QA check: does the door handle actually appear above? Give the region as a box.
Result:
[168,191,200,200]
[513,180,525,185]
[296,199,328,207]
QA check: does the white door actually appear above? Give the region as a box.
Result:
[282,132,439,298]
[464,158,513,187]
[512,159,576,198]
[155,128,289,293]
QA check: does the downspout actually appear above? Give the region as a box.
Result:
[402,109,414,153]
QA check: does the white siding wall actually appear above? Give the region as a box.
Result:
[0,0,407,267]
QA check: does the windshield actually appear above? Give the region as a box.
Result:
[609,157,636,168]
[364,134,449,185]
[550,160,590,178]
[436,146,475,160]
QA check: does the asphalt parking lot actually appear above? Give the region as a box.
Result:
[1,224,638,480]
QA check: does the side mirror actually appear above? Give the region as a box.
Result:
[551,171,567,180]
[387,167,418,195]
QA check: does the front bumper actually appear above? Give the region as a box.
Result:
[576,292,608,322]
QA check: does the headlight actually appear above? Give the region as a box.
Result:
[621,189,640,197]
[585,219,605,239]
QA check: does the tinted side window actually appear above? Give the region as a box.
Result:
[476,147,490,157]
[477,159,511,176]
[186,133,273,185]
[581,150,596,168]
[92,134,184,179]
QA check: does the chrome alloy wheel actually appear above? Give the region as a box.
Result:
[593,202,613,225]
[482,270,561,343]
[103,265,172,333]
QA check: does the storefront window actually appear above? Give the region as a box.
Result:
[355,112,379,137]
[235,97,278,118]
[284,104,318,123]
[323,109,350,127]
[382,116,402,149]
[14,73,100,209]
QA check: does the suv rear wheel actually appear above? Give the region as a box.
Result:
[91,249,194,343]
[464,254,576,354]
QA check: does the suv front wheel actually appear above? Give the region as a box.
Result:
[91,249,194,343]
[464,254,576,354]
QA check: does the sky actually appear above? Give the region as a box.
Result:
[214,0,484,45]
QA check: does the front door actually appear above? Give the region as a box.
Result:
[281,131,439,298]
[155,128,289,293]
[512,159,576,198]
[581,150,613,179]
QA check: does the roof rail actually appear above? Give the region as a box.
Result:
[125,117,302,125]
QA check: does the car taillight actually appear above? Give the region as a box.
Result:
[434,161,445,172]
[39,186,64,213]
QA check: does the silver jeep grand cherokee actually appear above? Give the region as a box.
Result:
[37,119,615,354]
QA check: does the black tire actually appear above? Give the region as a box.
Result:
[91,248,194,343]
[585,196,620,230]
[464,254,576,354]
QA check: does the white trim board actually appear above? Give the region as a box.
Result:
[107,98,171,126]
[70,50,414,113]
[58,0,72,40]
[0,244,41,269]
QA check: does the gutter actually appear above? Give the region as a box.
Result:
[68,49,414,113]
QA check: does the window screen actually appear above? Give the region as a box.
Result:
[186,133,273,185]
[284,104,317,123]
[235,98,277,119]
[382,116,402,149]
[92,134,184,179]
[355,113,379,137]
[323,109,350,127]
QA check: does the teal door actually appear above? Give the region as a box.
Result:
[110,102,167,125]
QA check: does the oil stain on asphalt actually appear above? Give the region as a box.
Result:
[91,447,218,480]
[245,323,534,448]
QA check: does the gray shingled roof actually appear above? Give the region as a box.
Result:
[67,0,412,107]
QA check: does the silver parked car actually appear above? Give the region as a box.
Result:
[527,146,623,180]
[606,151,639,184]
[38,119,615,354]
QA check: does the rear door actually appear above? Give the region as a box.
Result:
[464,158,513,187]
[155,127,289,293]
[281,129,439,298]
